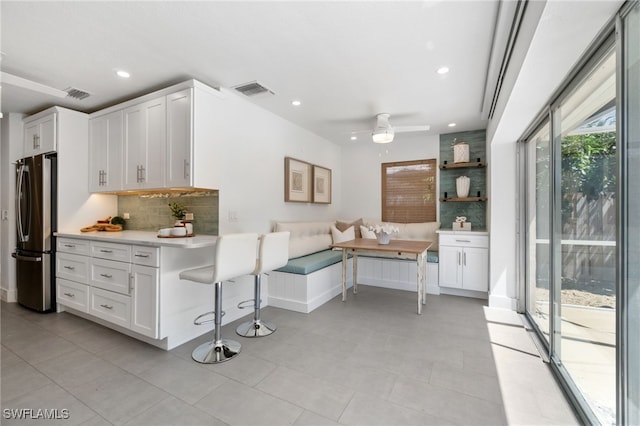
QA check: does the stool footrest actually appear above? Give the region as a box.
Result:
[194,310,225,326]
[237,299,262,309]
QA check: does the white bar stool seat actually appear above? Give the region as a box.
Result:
[179,232,259,363]
[236,231,290,338]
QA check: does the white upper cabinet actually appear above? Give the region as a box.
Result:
[88,80,223,192]
[166,88,193,188]
[23,112,56,157]
[89,110,123,192]
[123,97,166,190]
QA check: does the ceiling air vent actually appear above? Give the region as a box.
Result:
[64,87,91,100]
[233,81,274,97]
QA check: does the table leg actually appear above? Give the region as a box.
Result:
[341,249,348,302]
[422,252,427,305]
[352,252,358,294]
[416,252,424,315]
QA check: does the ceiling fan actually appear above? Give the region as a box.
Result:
[355,113,430,144]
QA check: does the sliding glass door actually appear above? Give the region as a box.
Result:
[523,36,619,426]
[525,122,551,343]
[553,46,617,424]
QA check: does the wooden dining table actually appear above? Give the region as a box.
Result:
[330,238,433,314]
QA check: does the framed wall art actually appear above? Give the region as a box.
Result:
[284,157,312,202]
[312,165,332,204]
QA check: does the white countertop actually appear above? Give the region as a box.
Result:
[55,230,218,248]
[436,229,489,236]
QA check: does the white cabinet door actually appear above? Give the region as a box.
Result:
[123,97,166,189]
[23,113,56,157]
[439,245,462,289]
[130,264,159,338]
[89,111,123,192]
[166,89,193,187]
[461,247,489,292]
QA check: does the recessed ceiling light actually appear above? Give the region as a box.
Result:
[116,70,130,78]
[350,135,358,141]
[291,100,301,106]
[448,122,456,127]
[436,67,450,75]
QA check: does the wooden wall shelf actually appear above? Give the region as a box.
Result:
[439,196,488,202]
[439,161,486,170]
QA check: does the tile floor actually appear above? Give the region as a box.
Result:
[1,286,578,425]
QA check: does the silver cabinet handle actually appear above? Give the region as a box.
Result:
[64,244,75,248]
[134,253,149,258]
[455,239,471,243]
[140,165,145,182]
[99,273,113,278]
[463,252,466,266]
[99,304,113,310]
[183,159,189,179]
[64,265,75,270]
[63,292,75,298]
[99,249,113,253]
[457,251,461,266]
[33,134,40,149]
[129,273,134,292]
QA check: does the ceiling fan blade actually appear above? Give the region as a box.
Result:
[394,125,431,133]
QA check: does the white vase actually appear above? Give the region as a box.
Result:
[375,232,391,245]
[456,176,470,198]
[453,142,469,163]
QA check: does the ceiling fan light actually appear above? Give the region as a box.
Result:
[372,127,394,143]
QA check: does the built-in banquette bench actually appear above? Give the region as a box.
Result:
[267,219,440,313]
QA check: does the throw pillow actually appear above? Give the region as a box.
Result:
[330,225,355,244]
[336,218,363,238]
[360,225,376,239]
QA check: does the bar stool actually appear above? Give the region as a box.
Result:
[179,233,259,363]
[236,231,290,338]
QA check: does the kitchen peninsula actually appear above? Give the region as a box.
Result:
[54,230,220,350]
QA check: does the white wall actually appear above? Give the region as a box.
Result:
[0,114,24,301]
[486,0,622,310]
[340,133,440,221]
[195,88,344,234]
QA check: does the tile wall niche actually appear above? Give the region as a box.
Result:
[439,129,487,230]
[117,190,219,235]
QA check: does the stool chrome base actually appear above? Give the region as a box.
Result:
[236,319,277,337]
[192,339,241,364]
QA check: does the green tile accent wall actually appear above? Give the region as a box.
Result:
[439,129,487,230]
[117,190,219,235]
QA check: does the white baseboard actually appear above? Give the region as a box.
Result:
[488,293,517,310]
[1,288,17,303]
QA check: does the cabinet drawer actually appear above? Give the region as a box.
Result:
[131,245,159,267]
[439,233,488,248]
[89,287,131,329]
[56,252,89,284]
[91,258,131,295]
[91,241,131,262]
[56,278,89,312]
[57,238,90,255]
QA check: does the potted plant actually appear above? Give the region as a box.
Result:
[168,201,187,226]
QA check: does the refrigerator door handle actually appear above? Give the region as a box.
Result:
[11,252,42,262]
[16,164,25,243]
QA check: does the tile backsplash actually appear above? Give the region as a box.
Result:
[117,190,219,235]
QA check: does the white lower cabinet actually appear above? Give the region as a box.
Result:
[130,264,159,337]
[56,238,159,338]
[57,278,89,313]
[438,231,489,292]
[90,287,131,329]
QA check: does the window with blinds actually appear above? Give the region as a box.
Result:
[381,159,437,223]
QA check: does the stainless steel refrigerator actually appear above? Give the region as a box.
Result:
[12,153,57,312]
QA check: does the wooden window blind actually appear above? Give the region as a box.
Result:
[381,159,437,223]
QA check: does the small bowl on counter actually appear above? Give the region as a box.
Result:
[170,227,187,237]
[157,228,172,237]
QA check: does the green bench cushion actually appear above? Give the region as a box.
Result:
[275,249,346,275]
